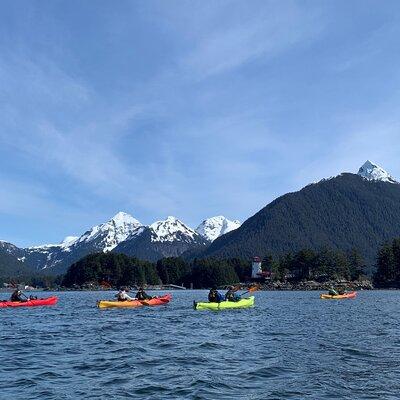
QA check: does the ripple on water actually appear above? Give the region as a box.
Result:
[1,290,400,399]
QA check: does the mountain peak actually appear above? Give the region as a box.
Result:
[75,212,142,252]
[357,160,397,184]
[196,216,241,242]
[150,216,196,242]
[110,211,141,226]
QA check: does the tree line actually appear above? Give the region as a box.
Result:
[61,248,368,289]
[62,253,251,288]
[5,240,400,289]
[265,248,366,282]
[374,238,400,288]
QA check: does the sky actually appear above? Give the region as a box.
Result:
[1,0,400,246]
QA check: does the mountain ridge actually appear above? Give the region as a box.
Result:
[1,160,399,276]
[2,213,236,274]
[199,172,400,266]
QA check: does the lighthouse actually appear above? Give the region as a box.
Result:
[251,256,262,279]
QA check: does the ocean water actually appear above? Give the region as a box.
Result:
[1,290,400,399]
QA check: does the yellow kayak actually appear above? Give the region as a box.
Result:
[194,296,255,310]
[97,294,172,308]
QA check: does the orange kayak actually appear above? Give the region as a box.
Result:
[97,294,172,308]
[320,291,357,300]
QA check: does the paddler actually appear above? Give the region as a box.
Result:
[208,286,223,303]
[328,287,339,296]
[116,288,134,301]
[135,287,152,300]
[10,289,27,302]
[225,286,240,302]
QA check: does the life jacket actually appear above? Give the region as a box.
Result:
[208,290,222,303]
[117,292,127,301]
[225,290,239,302]
[136,291,147,300]
[10,292,22,302]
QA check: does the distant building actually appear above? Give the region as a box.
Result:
[251,257,262,279]
[251,256,275,281]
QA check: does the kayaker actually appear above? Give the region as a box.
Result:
[338,287,345,295]
[10,289,27,302]
[208,286,223,303]
[225,286,240,302]
[328,287,339,296]
[135,287,152,300]
[115,288,134,302]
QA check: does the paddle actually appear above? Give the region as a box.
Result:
[238,284,261,298]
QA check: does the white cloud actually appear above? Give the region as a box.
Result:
[181,3,323,79]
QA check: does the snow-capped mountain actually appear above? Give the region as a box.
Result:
[114,216,208,261]
[74,211,142,252]
[28,236,79,253]
[0,240,25,260]
[358,160,397,184]
[0,240,31,277]
[24,212,143,273]
[150,216,197,243]
[196,216,241,242]
[17,213,214,271]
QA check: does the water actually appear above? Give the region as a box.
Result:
[1,290,400,399]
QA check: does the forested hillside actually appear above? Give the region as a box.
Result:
[201,174,400,267]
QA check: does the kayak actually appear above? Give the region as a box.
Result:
[194,296,255,311]
[320,291,357,300]
[97,294,172,309]
[0,296,58,308]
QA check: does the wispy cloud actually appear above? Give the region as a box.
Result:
[1,0,400,245]
[181,4,323,79]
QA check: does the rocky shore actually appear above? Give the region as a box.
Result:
[44,279,376,291]
[260,279,374,291]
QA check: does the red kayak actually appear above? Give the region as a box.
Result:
[0,296,58,308]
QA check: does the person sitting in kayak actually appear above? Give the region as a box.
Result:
[328,287,339,296]
[135,287,152,300]
[337,287,345,295]
[116,288,134,302]
[10,289,27,302]
[225,286,240,302]
[208,286,223,303]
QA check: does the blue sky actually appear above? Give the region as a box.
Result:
[1,0,400,246]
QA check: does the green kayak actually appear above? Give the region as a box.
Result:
[194,296,255,311]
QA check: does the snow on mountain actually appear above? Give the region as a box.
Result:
[61,236,79,247]
[76,211,142,252]
[0,240,24,255]
[196,216,241,242]
[149,216,197,243]
[23,212,143,272]
[28,236,79,251]
[358,160,397,184]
